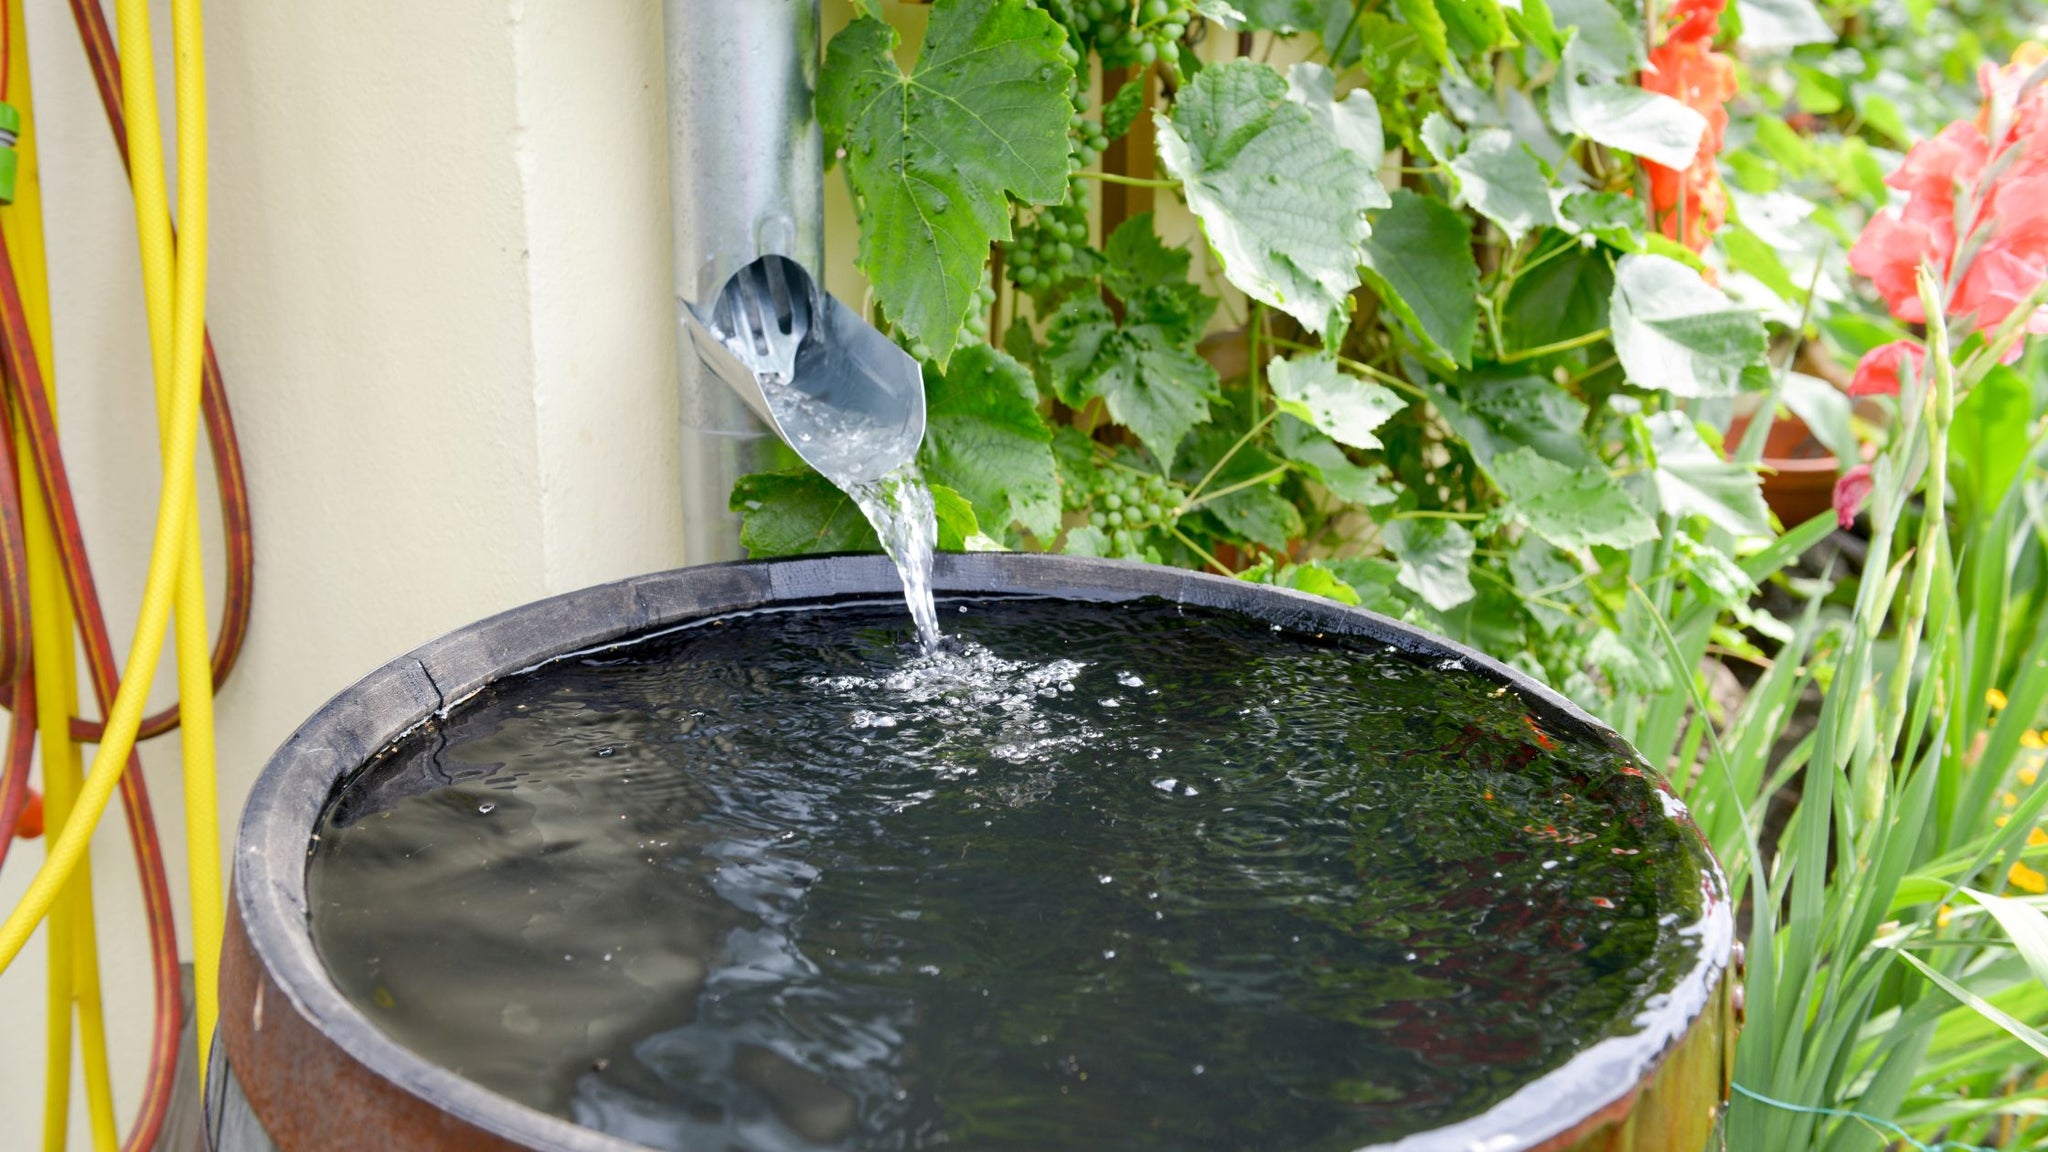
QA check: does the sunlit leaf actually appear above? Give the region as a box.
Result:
[819,0,1074,363]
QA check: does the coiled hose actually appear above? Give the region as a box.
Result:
[0,0,253,1146]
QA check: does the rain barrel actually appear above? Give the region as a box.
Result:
[208,554,1736,1152]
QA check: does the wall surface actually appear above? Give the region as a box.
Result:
[0,0,686,1139]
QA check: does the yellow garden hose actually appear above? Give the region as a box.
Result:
[110,0,224,1074]
[1,11,119,1148]
[0,0,216,1114]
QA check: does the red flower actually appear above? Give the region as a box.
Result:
[1641,0,1736,251]
[1847,340,1926,397]
[1851,46,2048,334]
[1833,464,1874,529]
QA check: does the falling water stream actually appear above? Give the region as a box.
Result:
[755,376,942,651]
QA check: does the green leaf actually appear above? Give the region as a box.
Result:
[1102,213,1192,302]
[1062,524,1111,556]
[1274,415,1399,505]
[1647,412,1771,536]
[1961,887,2048,991]
[1735,0,1834,51]
[731,469,881,557]
[1435,125,1557,243]
[1046,298,1219,469]
[1432,374,1596,469]
[1384,517,1476,610]
[1102,76,1147,140]
[1266,559,1363,605]
[1508,537,1581,634]
[1230,0,1338,30]
[1546,0,1641,76]
[1719,224,1800,301]
[1155,60,1380,335]
[1503,239,1612,352]
[1328,555,1405,613]
[1952,363,2030,518]
[1896,950,2048,1063]
[1209,484,1305,550]
[1557,189,1645,249]
[920,344,1062,539]
[1285,62,1388,193]
[1360,190,1481,366]
[931,483,981,550]
[1491,446,1657,550]
[1555,37,1706,169]
[1391,0,1452,66]
[1440,0,1516,56]
[818,0,1074,364]
[1267,353,1408,450]
[1610,254,1769,397]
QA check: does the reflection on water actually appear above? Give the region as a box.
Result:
[309,598,1712,1151]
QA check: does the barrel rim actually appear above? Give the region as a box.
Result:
[226,552,1733,1152]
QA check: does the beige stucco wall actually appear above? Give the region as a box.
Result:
[0,0,687,1138]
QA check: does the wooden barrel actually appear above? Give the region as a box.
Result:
[210,554,1737,1152]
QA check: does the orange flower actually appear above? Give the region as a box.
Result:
[1641,0,1736,250]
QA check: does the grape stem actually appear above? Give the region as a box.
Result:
[1075,171,1180,189]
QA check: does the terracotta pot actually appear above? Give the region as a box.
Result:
[1726,413,1840,529]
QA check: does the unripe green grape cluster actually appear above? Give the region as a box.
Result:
[1002,184,1090,294]
[1070,107,1110,171]
[1085,467,1181,557]
[1061,0,1189,68]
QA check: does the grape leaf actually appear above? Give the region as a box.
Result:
[1503,239,1612,352]
[930,484,984,550]
[1179,425,1302,550]
[1431,373,1596,470]
[1491,446,1657,550]
[1102,77,1147,140]
[732,469,880,557]
[1554,37,1705,170]
[1736,0,1835,52]
[1610,254,1769,397]
[1360,190,1481,366]
[818,0,1074,364]
[1046,298,1219,469]
[1546,0,1642,75]
[920,344,1062,539]
[1103,213,1192,301]
[1557,189,1645,249]
[1253,559,1363,605]
[732,469,985,556]
[1275,415,1399,505]
[1422,115,1557,243]
[1384,517,1477,610]
[1156,60,1380,335]
[1646,412,1771,535]
[1267,353,1407,450]
[1232,0,1343,31]
[1285,62,1389,196]
[1392,0,1452,66]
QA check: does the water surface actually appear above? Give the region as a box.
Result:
[310,597,1712,1151]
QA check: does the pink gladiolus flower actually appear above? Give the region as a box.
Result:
[1848,340,1926,397]
[1834,464,1874,529]
[1850,46,2048,335]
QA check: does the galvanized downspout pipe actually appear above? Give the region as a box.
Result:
[663,0,823,563]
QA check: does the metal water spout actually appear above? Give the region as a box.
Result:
[665,0,924,561]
